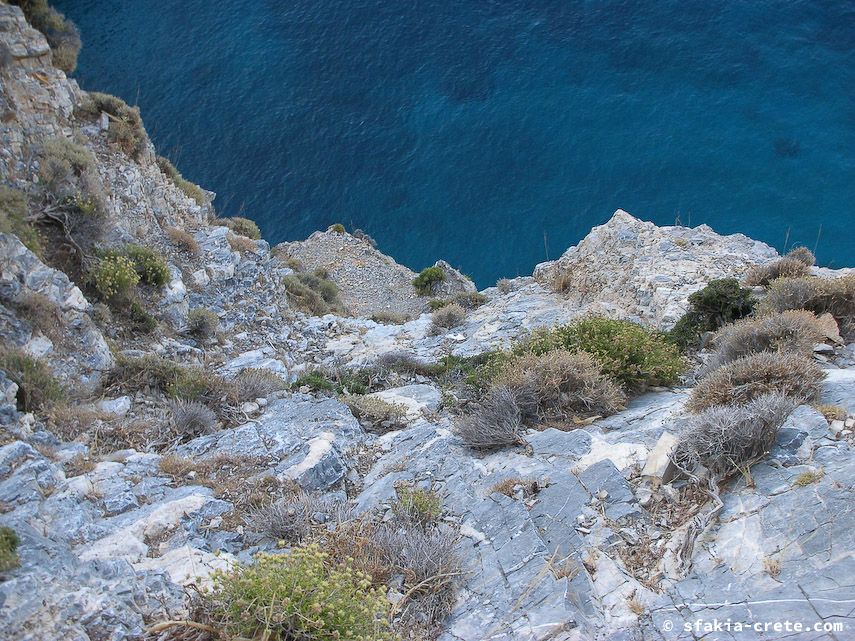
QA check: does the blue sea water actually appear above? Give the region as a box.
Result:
[56,0,854,287]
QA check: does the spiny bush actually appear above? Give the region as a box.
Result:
[758,275,855,338]
[124,245,170,287]
[430,302,465,335]
[234,368,288,401]
[207,544,394,641]
[707,310,823,371]
[12,0,80,73]
[391,487,442,527]
[370,311,409,325]
[744,256,811,287]
[77,92,146,158]
[39,137,106,213]
[457,386,524,450]
[0,348,63,412]
[165,226,199,255]
[453,291,488,309]
[109,354,233,406]
[412,266,445,296]
[227,233,257,253]
[247,493,354,543]
[155,155,206,205]
[0,186,41,255]
[168,399,217,438]
[669,279,755,349]
[496,278,514,293]
[784,246,816,267]
[687,352,824,413]
[216,216,261,240]
[0,526,20,572]
[186,308,219,338]
[540,317,686,391]
[92,254,139,300]
[344,395,408,432]
[671,393,796,477]
[495,350,625,424]
[282,270,345,316]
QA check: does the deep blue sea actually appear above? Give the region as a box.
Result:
[56,1,854,287]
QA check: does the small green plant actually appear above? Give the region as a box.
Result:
[11,0,80,73]
[0,526,20,572]
[92,254,139,300]
[207,544,394,641]
[128,300,157,333]
[814,404,847,422]
[327,223,346,233]
[392,487,442,526]
[412,266,445,296]
[216,216,261,240]
[187,308,219,338]
[77,92,146,158]
[0,186,41,255]
[536,317,685,391]
[0,349,64,412]
[428,299,449,311]
[669,279,755,349]
[125,245,170,287]
[282,270,345,316]
[156,155,207,205]
[292,370,336,393]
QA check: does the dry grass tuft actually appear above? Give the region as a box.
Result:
[233,368,288,402]
[166,226,199,255]
[758,275,855,338]
[456,386,524,450]
[429,303,466,335]
[344,395,408,432]
[227,233,257,254]
[744,257,811,287]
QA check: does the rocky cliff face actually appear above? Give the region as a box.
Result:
[1,5,854,641]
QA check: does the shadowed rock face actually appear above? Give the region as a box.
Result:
[1,4,855,641]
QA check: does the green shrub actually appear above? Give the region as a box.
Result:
[392,487,442,527]
[0,349,63,412]
[0,526,20,572]
[39,137,105,210]
[453,291,488,309]
[292,369,336,393]
[0,186,41,255]
[687,352,824,413]
[536,317,685,391]
[125,245,170,287]
[327,223,346,233]
[109,354,233,405]
[282,270,345,316]
[156,155,206,205]
[12,0,80,73]
[77,92,146,158]
[495,350,625,424]
[428,299,449,311]
[187,308,219,338]
[207,544,393,641]
[743,257,811,287]
[128,300,157,333]
[758,276,855,338]
[412,266,445,296]
[669,279,755,349]
[216,216,261,240]
[92,254,139,300]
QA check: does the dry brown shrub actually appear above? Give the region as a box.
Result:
[166,226,199,255]
[743,256,810,287]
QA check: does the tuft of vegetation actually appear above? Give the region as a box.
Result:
[687,352,824,413]
[77,92,146,158]
[246,493,354,544]
[495,350,625,424]
[165,226,199,255]
[757,275,855,338]
[233,368,288,402]
[292,369,335,393]
[428,299,449,311]
[0,348,63,412]
[227,233,257,254]
[108,354,233,406]
[207,544,394,641]
[456,386,524,450]
[490,477,540,499]
[430,302,466,335]
[534,317,685,391]
[669,279,755,349]
[453,291,488,309]
[11,292,62,341]
[128,300,157,333]
[743,256,811,287]
[215,216,261,240]
[155,155,206,205]
[291,368,370,396]
[671,393,795,477]
[391,487,442,527]
[12,0,80,73]
[327,223,346,233]
[186,308,219,339]
[707,310,823,372]
[344,395,408,432]
[412,266,445,296]
[92,254,139,301]
[814,404,847,422]
[0,186,41,255]
[124,245,170,287]
[370,311,409,325]
[0,526,20,572]
[793,468,824,487]
[282,270,345,316]
[168,399,217,439]
[39,137,107,218]
[784,246,816,266]
[496,278,514,294]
